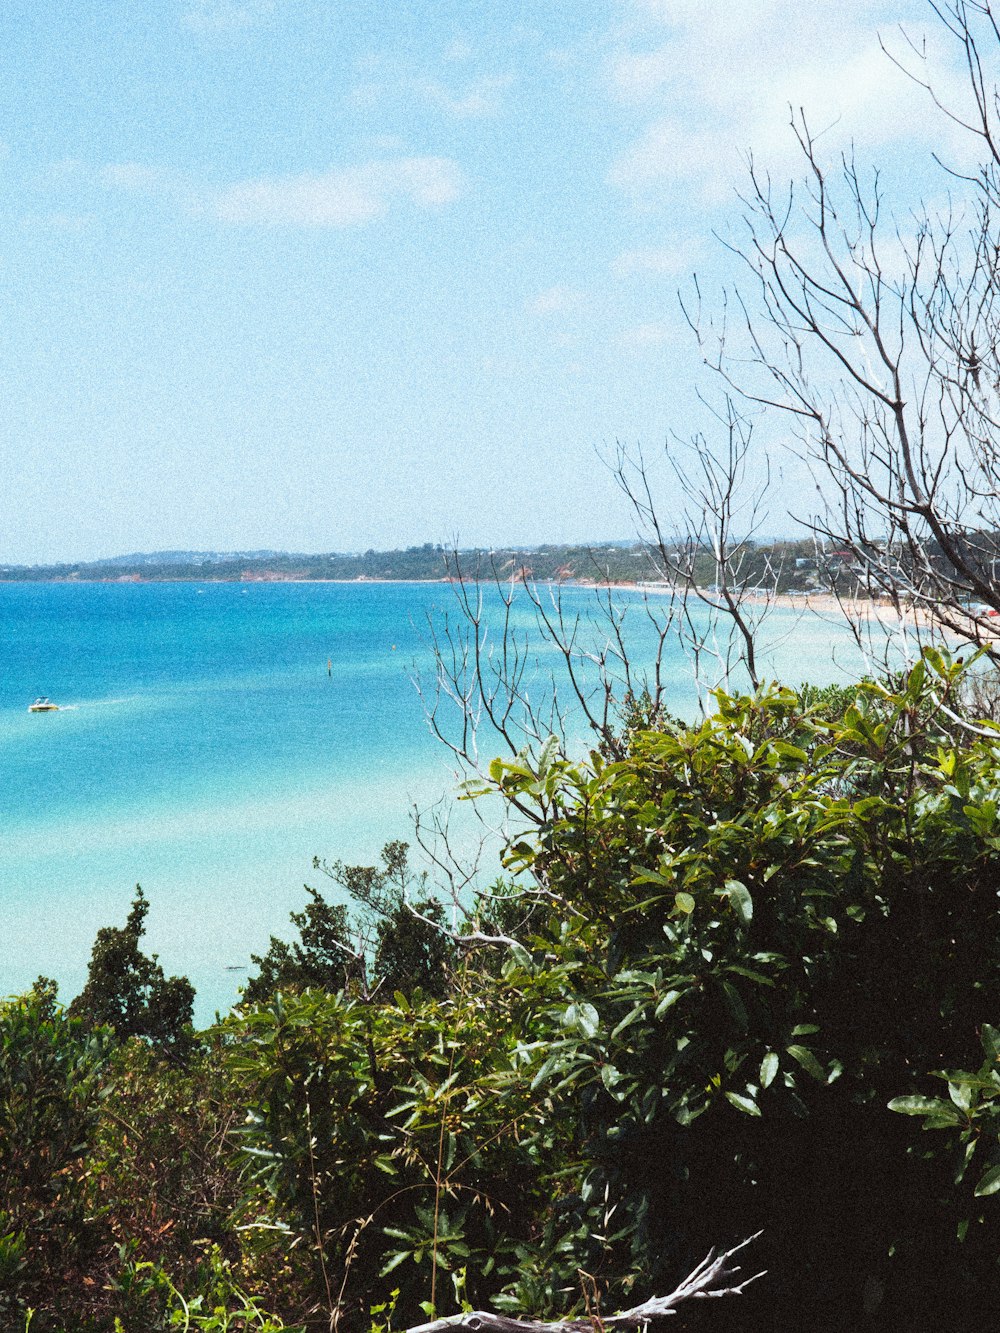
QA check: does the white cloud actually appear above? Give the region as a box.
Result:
[213,158,461,225]
[607,1,969,205]
[611,243,700,277]
[414,73,514,118]
[619,321,672,348]
[608,116,741,207]
[444,38,476,63]
[20,212,92,234]
[100,162,201,212]
[101,157,464,227]
[350,62,514,119]
[526,285,589,316]
[181,0,276,32]
[611,45,674,103]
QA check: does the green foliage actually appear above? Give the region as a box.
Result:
[92,1038,248,1286]
[0,994,297,1330]
[244,843,453,1005]
[243,890,353,1004]
[223,981,549,1328]
[113,1247,304,1332]
[889,1020,1000,1230]
[467,649,1000,1325]
[10,648,1000,1329]
[0,983,113,1326]
[70,886,196,1058]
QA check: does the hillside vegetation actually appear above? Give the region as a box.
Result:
[0,538,841,594]
[4,651,1000,1330]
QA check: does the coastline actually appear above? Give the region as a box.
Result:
[0,572,962,606]
[0,573,981,639]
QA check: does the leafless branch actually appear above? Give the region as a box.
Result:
[403,1232,764,1333]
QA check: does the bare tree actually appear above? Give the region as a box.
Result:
[410,2,1000,937]
[611,399,786,695]
[682,2,1000,660]
[418,547,681,776]
[418,3,1000,804]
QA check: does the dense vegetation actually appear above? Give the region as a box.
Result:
[0,537,843,593]
[4,651,1000,1329]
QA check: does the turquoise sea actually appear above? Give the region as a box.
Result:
[1,581,881,1019]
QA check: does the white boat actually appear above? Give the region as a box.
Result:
[28,697,59,712]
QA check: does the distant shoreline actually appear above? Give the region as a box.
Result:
[0,575,457,586]
[0,574,961,630]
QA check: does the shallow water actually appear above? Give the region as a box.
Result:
[0,581,877,1019]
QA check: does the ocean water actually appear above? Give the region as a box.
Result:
[0,580,879,1020]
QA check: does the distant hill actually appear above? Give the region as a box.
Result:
[90,550,292,568]
[0,542,658,585]
[0,538,833,592]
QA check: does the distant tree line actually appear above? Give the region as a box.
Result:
[0,537,927,596]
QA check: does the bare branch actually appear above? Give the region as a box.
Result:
[403,1233,764,1333]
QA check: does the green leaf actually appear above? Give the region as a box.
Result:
[726,965,774,986]
[654,989,682,1017]
[610,1003,648,1039]
[536,734,561,775]
[887,1095,961,1119]
[948,1080,974,1113]
[721,980,748,1031]
[601,1064,623,1094]
[674,891,695,915]
[725,1090,761,1117]
[786,1044,827,1081]
[974,1164,1000,1197]
[563,1002,600,1039]
[760,1051,779,1089]
[982,1024,1000,1066]
[956,1138,978,1185]
[506,943,533,972]
[632,868,675,888]
[721,879,753,924]
[380,1250,412,1276]
[770,740,808,762]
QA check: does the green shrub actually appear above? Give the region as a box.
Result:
[69,887,195,1059]
[470,649,1000,1325]
[8,650,1000,1329]
[0,982,113,1327]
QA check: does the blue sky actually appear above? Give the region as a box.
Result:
[0,0,967,562]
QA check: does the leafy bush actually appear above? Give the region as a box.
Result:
[69,886,195,1058]
[112,1246,304,1332]
[0,982,113,1327]
[244,843,453,1005]
[223,981,551,1329]
[469,649,1000,1326]
[8,650,1000,1329]
[92,1038,248,1293]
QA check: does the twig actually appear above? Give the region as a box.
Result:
[403,1232,764,1332]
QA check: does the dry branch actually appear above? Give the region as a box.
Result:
[403,1232,764,1333]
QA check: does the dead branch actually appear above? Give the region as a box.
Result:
[403,1232,764,1333]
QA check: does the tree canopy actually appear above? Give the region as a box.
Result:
[68,885,195,1057]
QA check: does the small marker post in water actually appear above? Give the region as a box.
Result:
[327,658,332,677]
